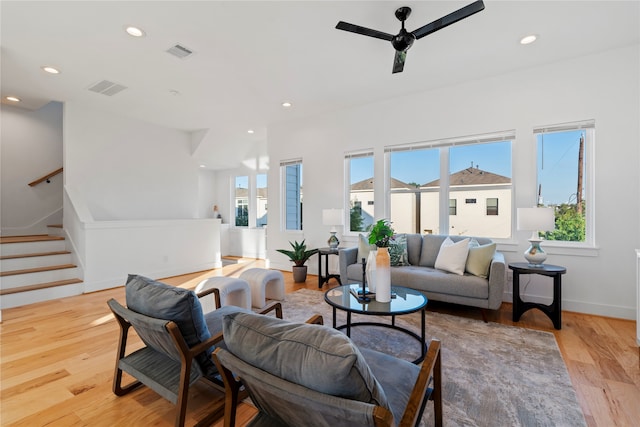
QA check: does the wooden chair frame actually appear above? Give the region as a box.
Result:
[108,286,282,427]
[212,314,442,427]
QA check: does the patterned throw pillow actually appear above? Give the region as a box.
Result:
[389,234,409,266]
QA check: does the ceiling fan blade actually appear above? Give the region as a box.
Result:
[392,50,406,74]
[411,0,485,40]
[336,21,394,41]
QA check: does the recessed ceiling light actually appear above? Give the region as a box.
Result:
[282,101,292,108]
[42,66,60,74]
[520,35,537,45]
[169,89,180,96]
[199,164,206,168]
[247,129,255,134]
[5,96,20,102]
[125,26,146,37]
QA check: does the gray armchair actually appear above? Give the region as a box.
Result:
[212,311,442,427]
[107,274,282,427]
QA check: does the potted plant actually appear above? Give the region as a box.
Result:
[276,239,319,283]
[366,219,395,302]
[367,219,395,247]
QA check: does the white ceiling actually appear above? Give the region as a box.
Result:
[2,1,638,169]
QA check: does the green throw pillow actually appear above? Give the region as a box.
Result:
[389,234,409,266]
[465,242,496,278]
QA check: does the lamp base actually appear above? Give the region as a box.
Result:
[524,238,547,267]
[328,232,339,250]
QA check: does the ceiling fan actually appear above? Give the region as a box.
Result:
[336,0,485,74]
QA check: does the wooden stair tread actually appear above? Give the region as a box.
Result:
[0,235,65,244]
[0,278,82,295]
[48,224,63,228]
[0,264,77,277]
[0,250,71,260]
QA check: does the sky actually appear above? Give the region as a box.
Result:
[351,132,585,206]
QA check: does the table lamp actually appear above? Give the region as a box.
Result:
[517,207,555,267]
[322,208,343,249]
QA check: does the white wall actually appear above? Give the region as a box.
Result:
[267,44,640,319]
[198,169,218,218]
[1,102,63,235]
[64,102,200,220]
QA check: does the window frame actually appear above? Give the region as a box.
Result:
[344,150,375,235]
[280,159,304,231]
[533,120,595,248]
[385,130,514,239]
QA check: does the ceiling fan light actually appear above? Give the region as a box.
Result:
[520,34,537,45]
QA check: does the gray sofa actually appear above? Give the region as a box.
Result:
[339,234,506,311]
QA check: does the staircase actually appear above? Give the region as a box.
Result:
[0,226,83,309]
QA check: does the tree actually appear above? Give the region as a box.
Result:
[541,202,585,242]
[350,203,364,232]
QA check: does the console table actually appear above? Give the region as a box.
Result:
[317,247,342,288]
[509,262,566,330]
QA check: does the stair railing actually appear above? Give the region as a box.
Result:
[28,167,63,187]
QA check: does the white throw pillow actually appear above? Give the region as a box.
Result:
[434,237,470,275]
[465,242,496,278]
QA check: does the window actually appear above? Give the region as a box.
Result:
[345,151,374,232]
[486,198,498,216]
[256,173,268,227]
[535,120,594,243]
[389,148,438,234]
[281,159,303,230]
[387,132,513,238]
[234,176,249,226]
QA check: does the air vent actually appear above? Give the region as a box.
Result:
[166,43,194,59]
[88,80,127,96]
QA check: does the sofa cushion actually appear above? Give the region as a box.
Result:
[125,274,215,373]
[389,234,409,266]
[405,234,423,266]
[391,266,490,299]
[434,237,470,275]
[222,311,389,407]
[418,235,448,267]
[466,241,497,279]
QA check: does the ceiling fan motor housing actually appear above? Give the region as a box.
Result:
[392,29,415,52]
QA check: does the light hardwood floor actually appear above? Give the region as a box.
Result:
[1,259,638,426]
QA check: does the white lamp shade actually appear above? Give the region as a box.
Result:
[517,207,555,232]
[322,208,344,226]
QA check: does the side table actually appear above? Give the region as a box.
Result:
[509,262,566,330]
[318,247,342,288]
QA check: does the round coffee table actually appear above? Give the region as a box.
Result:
[324,284,428,363]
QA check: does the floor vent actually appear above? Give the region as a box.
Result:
[88,80,127,96]
[166,43,194,59]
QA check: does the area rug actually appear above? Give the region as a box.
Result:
[278,289,586,427]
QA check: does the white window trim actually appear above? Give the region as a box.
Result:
[280,158,303,232]
[344,150,374,236]
[533,120,596,249]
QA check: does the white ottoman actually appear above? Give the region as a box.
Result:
[239,268,285,309]
[195,277,252,313]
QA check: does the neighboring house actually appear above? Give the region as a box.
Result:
[350,177,416,231]
[350,168,511,237]
[421,167,512,238]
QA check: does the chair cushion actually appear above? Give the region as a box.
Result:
[125,274,215,375]
[222,311,390,407]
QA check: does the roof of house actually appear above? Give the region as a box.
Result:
[350,177,416,191]
[422,167,511,187]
